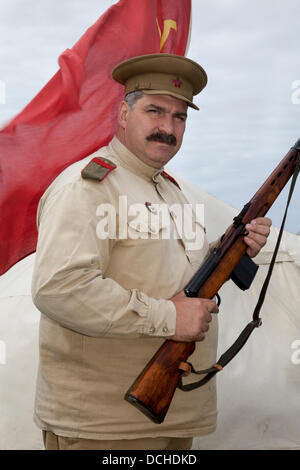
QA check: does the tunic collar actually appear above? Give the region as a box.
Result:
[109,136,164,182]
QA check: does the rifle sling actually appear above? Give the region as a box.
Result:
[178,148,300,392]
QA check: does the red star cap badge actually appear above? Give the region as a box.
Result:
[173,77,183,88]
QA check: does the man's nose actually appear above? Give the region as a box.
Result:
[158,115,175,135]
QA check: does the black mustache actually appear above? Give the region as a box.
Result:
[146,132,177,146]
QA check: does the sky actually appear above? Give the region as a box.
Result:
[0,0,299,234]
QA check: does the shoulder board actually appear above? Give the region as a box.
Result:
[161,170,181,190]
[81,157,117,182]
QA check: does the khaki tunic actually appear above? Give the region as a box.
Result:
[32,137,218,440]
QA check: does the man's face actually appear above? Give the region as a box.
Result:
[117,94,188,168]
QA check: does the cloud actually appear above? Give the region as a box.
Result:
[172,0,300,233]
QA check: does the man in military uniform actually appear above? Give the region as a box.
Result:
[31,53,271,450]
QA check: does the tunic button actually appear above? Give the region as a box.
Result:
[145,202,157,214]
[149,326,155,334]
[163,326,168,333]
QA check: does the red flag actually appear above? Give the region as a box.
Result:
[0,0,191,275]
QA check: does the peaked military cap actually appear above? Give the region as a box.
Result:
[112,53,207,110]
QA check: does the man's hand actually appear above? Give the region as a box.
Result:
[170,290,219,342]
[169,217,271,342]
[244,217,272,258]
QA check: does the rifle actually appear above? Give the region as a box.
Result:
[125,138,300,424]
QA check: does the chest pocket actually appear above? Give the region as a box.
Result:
[127,206,170,240]
[125,204,209,269]
[180,218,209,269]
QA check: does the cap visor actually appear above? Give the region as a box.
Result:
[142,89,199,110]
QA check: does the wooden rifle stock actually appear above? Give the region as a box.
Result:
[125,140,300,424]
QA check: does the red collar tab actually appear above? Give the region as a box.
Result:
[81,157,117,182]
[161,171,181,190]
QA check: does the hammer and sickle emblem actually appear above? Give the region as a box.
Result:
[156,19,177,51]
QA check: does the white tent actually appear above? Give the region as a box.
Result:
[0,177,299,450]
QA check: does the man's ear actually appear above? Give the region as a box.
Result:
[118,101,130,130]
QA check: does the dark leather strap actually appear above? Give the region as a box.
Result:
[178,148,300,392]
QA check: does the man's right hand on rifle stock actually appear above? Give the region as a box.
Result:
[170,216,272,343]
[170,292,219,342]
